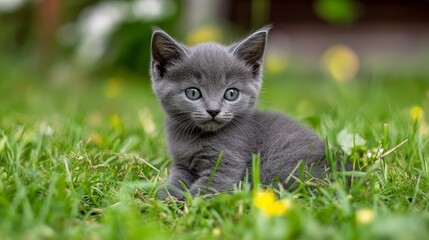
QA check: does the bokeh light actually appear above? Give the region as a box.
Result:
[356,208,375,225]
[321,44,359,82]
[103,78,122,98]
[314,0,360,25]
[0,0,25,12]
[186,25,223,45]
[265,52,288,75]
[139,109,156,135]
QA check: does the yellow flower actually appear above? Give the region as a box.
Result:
[104,78,122,98]
[265,53,288,75]
[409,105,429,136]
[186,25,222,45]
[253,190,290,216]
[410,105,423,122]
[321,44,359,82]
[356,208,375,225]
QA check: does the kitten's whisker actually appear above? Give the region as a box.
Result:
[180,121,193,138]
[166,115,188,128]
[172,120,192,141]
[234,120,255,141]
[237,114,267,141]
[228,121,245,139]
[183,121,195,138]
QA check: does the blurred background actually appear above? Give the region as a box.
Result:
[1,0,428,82]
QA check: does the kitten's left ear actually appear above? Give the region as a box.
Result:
[151,29,188,79]
[231,27,269,76]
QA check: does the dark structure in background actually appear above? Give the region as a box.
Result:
[224,0,429,73]
[226,0,429,27]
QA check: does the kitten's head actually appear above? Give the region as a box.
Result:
[150,27,268,132]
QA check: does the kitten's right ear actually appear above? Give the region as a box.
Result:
[231,27,269,77]
[151,29,188,78]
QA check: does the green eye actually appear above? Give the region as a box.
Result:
[224,88,239,101]
[185,88,201,100]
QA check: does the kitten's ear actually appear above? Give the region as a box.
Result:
[231,28,269,76]
[151,29,188,78]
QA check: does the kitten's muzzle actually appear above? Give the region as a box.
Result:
[205,100,221,118]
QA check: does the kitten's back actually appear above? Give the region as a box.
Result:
[251,111,327,186]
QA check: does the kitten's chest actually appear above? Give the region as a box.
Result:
[169,136,216,168]
[166,118,259,172]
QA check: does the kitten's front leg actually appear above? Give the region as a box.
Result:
[157,164,195,201]
[189,153,244,196]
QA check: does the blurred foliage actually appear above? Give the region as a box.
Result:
[0,0,183,77]
[0,0,426,79]
[0,1,34,56]
[314,0,360,25]
[99,1,183,75]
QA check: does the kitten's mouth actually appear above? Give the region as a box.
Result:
[208,118,221,123]
[196,119,228,132]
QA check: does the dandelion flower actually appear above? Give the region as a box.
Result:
[253,190,290,216]
[409,105,428,136]
[356,208,375,225]
[410,105,423,122]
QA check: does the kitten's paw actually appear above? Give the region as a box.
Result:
[189,185,217,197]
[157,185,186,201]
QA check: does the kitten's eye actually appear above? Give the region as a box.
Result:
[185,88,202,100]
[224,88,239,101]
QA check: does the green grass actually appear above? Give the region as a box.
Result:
[1,69,429,239]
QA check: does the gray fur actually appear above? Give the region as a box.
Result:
[151,28,328,200]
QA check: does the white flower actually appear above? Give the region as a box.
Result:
[336,128,366,155]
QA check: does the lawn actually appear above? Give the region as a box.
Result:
[1,67,429,239]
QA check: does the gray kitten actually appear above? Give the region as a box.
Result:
[151,27,329,200]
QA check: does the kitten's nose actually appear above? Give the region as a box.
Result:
[206,110,220,118]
